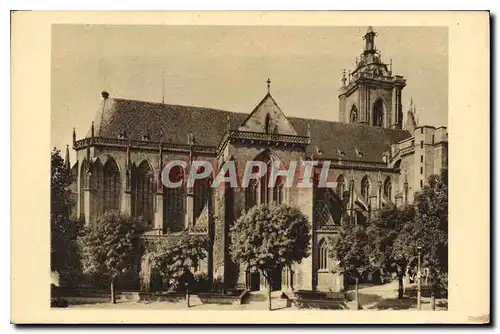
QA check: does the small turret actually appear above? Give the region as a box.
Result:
[64,144,71,171]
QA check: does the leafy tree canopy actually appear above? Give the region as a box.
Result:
[367,204,416,273]
[51,148,81,273]
[229,204,310,277]
[142,232,208,292]
[393,170,448,289]
[330,219,372,281]
[79,210,143,281]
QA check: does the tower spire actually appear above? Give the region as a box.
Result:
[363,26,377,53]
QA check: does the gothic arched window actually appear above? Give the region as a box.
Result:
[245,179,258,211]
[383,176,392,200]
[373,99,384,127]
[194,169,211,221]
[273,176,284,205]
[134,160,154,225]
[350,106,358,123]
[318,239,329,271]
[336,175,346,198]
[79,159,88,218]
[361,176,371,200]
[164,165,186,232]
[260,163,270,205]
[264,113,272,134]
[89,161,103,222]
[103,158,121,213]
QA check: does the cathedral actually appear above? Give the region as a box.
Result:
[67,27,448,292]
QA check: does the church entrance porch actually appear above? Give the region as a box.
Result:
[245,268,284,292]
[246,271,261,292]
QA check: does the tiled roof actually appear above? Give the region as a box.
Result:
[88,97,412,163]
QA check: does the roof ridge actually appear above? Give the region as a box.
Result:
[112,97,248,116]
[289,115,411,132]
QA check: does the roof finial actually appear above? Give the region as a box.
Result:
[266,78,271,94]
[348,70,351,83]
[389,58,393,75]
[341,69,347,87]
[91,121,95,138]
[72,127,76,145]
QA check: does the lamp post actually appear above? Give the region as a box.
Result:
[417,246,422,311]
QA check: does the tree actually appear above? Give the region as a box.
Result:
[330,219,372,309]
[393,169,448,309]
[51,148,83,284]
[141,232,208,292]
[366,205,415,298]
[229,204,310,310]
[79,210,143,303]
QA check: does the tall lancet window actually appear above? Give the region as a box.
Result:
[361,176,371,200]
[245,179,258,211]
[79,159,88,218]
[194,169,211,222]
[103,158,121,213]
[350,106,358,123]
[164,165,186,232]
[318,238,329,271]
[383,176,392,200]
[273,176,284,205]
[264,113,272,134]
[260,164,270,205]
[373,99,384,127]
[134,160,154,226]
[336,175,346,198]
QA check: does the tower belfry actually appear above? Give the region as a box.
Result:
[338,26,406,129]
[363,26,377,53]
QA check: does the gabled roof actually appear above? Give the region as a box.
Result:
[238,93,298,135]
[86,96,412,163]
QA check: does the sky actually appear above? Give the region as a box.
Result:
[51,25,448,160]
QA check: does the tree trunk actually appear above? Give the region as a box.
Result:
[267,279,272,311]
[110,277,116,304]
[355,277,360,310]
[398,274,404,299]
[431,284,436,310]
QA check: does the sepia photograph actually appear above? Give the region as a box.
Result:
[50,24,449,311]
[11,11,489,324]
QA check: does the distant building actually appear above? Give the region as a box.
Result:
[67,27,448,292]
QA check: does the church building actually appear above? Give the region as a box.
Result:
[68,27,448,292]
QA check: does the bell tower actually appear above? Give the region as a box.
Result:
[338,27,406,129]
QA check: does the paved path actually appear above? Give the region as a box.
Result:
[345,281,447,310]
[68,281,447,311]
